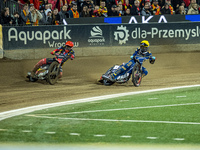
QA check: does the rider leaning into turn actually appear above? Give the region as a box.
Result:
[29,41,75,78]
[103,40,156,82]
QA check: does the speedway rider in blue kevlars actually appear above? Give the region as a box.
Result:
[102,40,156,82]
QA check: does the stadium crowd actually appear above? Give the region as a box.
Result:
[0,0,200,26]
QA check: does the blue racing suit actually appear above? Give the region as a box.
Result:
[111,47,153,79]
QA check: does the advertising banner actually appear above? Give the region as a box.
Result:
[111,23,200,46]
[2,22,200,50]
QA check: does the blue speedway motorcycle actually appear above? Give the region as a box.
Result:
[99,56,154,87]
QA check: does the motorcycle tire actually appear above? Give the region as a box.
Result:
[103,79,114,86]
[132,62,142,87]
[29,76,38,82]
[47,61,60,85]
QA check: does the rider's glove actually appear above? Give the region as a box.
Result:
[70,54,75,60]
[130,55,134,59]
[149,56,156,64]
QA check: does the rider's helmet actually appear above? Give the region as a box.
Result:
[65,41,74,51]
[140,40,149,55]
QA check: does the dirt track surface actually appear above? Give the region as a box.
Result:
[0,52,200,112]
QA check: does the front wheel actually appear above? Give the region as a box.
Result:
[29,76,38,82]
[103,79,114,86]
[132,62,142,87]
[47,61,60,85]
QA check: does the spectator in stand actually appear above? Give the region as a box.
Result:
[92,5,101,17]
[67,0,76,10]
[124,7,131,15]
[171,0,182,10]
[180,1,188,13]
[80,5,91,17]
[118,1,124,16]
[87,6,94,16]
[129,0,135,5]
[30,4,43,25]
[107,4,120,16]
[68,3,80,18]
[1,7,13,26]
[59,5,69,24]
[48,0,58,10]
[81,0,94,11]
[106,0,116,11]
[175,1,188,14]
[0,0,7,12]
[39,0,48,10]
[57,0,68,11]
[44,3,51,11]
[140,0,152,8]
[158,0,165,7]
[187,3,199,14]
[176,5,187,14]
[123,0,132,11]
[52,8,60,25]
[99,1,108,17]
[151,0,161,15]
[18,0,31,5]
[183,0,190,7]
[160,3,171,14]
[165,0,174,14]
[130,0,141,15]
[21,3,32,25]
[115,0,121,5]
[44,8,52,24]
[12,11,23,26]
[188,0,199,9]
[30,0,40,10]
[141,2,152,16]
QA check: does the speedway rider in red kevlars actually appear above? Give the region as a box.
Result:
[29,41,75,78]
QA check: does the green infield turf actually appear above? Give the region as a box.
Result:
[0,87,200,145]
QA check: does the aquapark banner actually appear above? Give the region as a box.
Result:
[2,22,200,50]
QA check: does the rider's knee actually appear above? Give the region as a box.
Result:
[143,69,148,76]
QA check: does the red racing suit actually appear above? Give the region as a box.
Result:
[32,45,75,77]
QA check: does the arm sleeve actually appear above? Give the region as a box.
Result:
[20,11,27,23]
[37,11,43,20]
[132,48,139,57]
[145,51,152,59]
[31,13,37,22]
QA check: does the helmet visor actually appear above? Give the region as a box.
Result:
[140,46,147,53]
[66,45,72,50]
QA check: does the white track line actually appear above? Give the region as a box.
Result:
[25,115,200,125]
[69,133,80,136]
[120,135,132,138]
[0,85,200,121]
[173,138,185,141]
[146,137,158,139]
[22,130,32,133]
[94,134,106,137]
[33,102,200,116]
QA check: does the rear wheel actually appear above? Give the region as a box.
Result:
[132,62,142,87]
[47,61,60,85]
